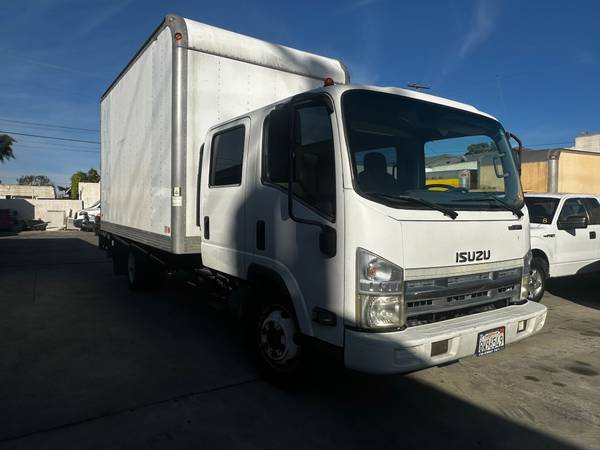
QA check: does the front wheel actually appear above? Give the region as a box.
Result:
[528,257,547,302]
[254,299,304,386]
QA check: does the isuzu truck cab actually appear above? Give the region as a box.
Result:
[199,85,547,377]
[100,15,546,382]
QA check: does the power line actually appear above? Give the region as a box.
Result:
[14,143,99,154]
[14,138,100,151]
[0,118,99,133]
[526,141,573,148]
[0,130,100,145]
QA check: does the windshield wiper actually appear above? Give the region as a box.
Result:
[454,195,523,218]
[364,193,458,220]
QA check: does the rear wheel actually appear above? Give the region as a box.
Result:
[112,241,127,275]
[528,257,547,302]
[127,247,163,290]
[254,298,305,386]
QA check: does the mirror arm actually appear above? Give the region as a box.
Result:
[507,132,523,150]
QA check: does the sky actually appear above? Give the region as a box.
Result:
[0,0,599,187]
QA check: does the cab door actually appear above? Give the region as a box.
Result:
[199,118,250,277]
[245,97,345,346]
[554,197,594,273]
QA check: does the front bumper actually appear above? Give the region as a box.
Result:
[344,301,547,374]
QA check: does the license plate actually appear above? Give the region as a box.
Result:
[476,326,505,356]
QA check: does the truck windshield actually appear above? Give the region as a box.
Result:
[342,90,523,211]
[524,197,560,224]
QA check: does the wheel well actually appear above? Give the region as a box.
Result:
[246,264,291,302]
[531,249,549,276]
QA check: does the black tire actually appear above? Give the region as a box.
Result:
[528,256,547,303]
[127,247,163,290]
[253,296,305,387]
[112,241,128,276]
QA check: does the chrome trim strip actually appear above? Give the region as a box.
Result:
[404,258,523,280]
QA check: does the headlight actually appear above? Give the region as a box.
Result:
[519,250,532,301]
[356,248,404,330]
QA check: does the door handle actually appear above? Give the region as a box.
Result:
[203,216,210,239]
[590,231,596,239]
[543,234,555,238]
[256,220,265,250]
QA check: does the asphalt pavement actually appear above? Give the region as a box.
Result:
[0,231,598,449]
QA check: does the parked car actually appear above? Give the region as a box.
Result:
[74,201,100,230]
[525,193,600,301]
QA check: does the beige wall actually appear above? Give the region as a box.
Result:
[0,199,83,230]
[521,160,548,193]
[558,153,600,196]
[0,184,55,199]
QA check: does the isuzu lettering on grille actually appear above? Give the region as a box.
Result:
[456,250,491,263]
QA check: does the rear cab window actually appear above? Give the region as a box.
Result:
[525,197,560,224]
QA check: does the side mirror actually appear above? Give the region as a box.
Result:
[506,132,523,175]
[557,215,588,230]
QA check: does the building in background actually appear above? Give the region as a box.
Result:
[78,182,100,208]
[0,184,56,199]
[521,147,600,196]
[572,132,600,153]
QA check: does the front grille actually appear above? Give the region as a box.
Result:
[406,298,510,327]
[404,267,521,327]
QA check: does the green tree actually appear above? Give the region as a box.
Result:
[17,174,53,186]
[70,168,100,199]
[0,134,16,163]
[466,142,495,156]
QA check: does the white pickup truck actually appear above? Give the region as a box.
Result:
[525,193,600,301]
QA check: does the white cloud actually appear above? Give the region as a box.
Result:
[338,0,386,13]
[77,0,136,35]
[458,0,498,59]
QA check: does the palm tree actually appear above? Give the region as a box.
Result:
[0,134,16,163]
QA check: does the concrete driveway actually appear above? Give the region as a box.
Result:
[0,231,598,449]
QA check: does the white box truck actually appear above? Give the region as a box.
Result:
[100,15,547,382]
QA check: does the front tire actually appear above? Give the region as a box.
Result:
[528,257,547,302]
[254,299,305,387]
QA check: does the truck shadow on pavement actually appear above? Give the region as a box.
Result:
[0,235,578,449]
[546,273,600,311]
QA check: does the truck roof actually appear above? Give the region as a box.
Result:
[208,82,499,134]
[102,15,349,100]
[329,84,498,120]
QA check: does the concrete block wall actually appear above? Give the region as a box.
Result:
[0,199,83,230]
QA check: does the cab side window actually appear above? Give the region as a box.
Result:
[264,103,336,219]
[558,198,587,221]
[210,126,245,187]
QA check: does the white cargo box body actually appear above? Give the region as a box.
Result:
[101,15,349,253]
